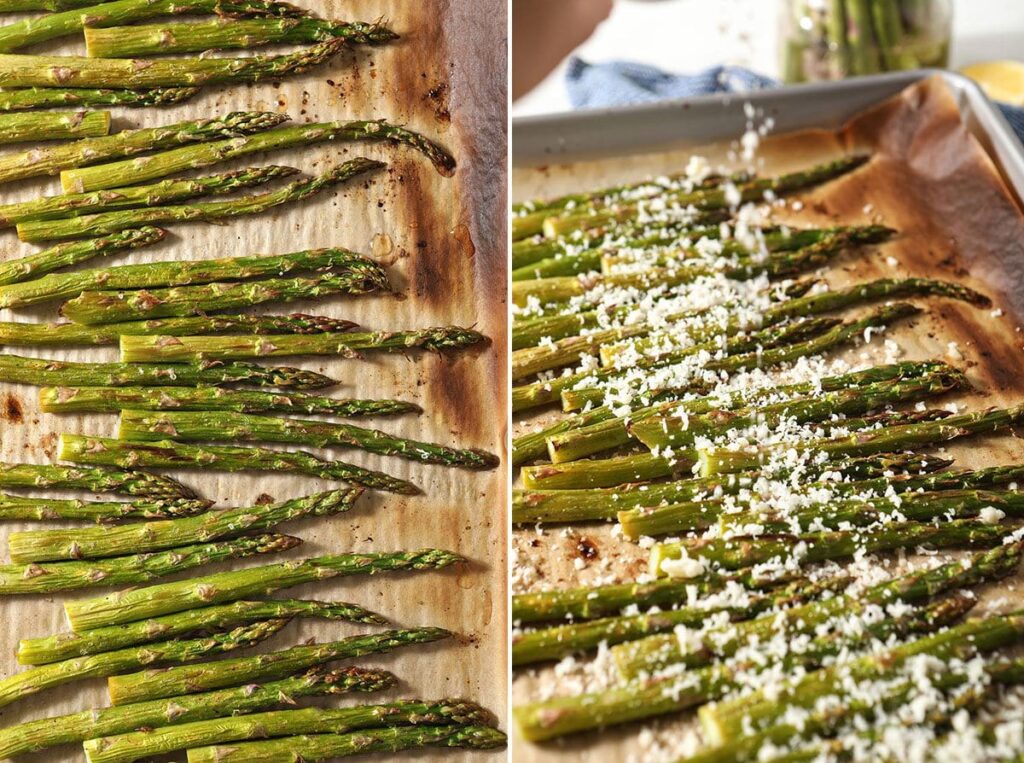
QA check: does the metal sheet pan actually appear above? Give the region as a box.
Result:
[511,73,1024,762]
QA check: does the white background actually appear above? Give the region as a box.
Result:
[513,0,1024,116]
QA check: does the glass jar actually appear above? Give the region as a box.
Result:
[780,0,952,82]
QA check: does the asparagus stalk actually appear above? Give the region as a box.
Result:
[649,520,1009,575]
[515,360,944,465]
[718,488,1024,536]
[0,227,165,287]
[543,360,952,464]
[615,544,1019,678]
[601,277,989,365]
[186,724,507,762]
[65,550,464,631]
[19,159,386,242]
[0,462,196,499]
[63,118,457,192]
[0,667,394,759]
[0,620,287,710]
[846,0,883,74]
[511,237,862,308]
[515,303,918,413]
[629,368,965,451]
[520,410,945,492]
[513,576,846,666]
[41,386,419,417]
[20,599,385,666]
[61,268,390,323]
[0,38,350,89]
[538,156,869,239]
[0,109,109,143]
[60,435,420,494]
[0,86,199,111]
[0,166,297,231]
[106,628,453,704]
[118,410,500,470]
[698,402,1024,476]
[0,354,337,389]
[85,700,494,763]
[513,311,845,412]
[0,111,287,185]
[622,469,1024,539]
[0,533,300,595]
[701,610,1024,745]
[0,314,360,347]
[513,453,948,524]
[0,0,307,11]
[87,18,398,58]
[0,245,374,307]
[0,494,211,522]
[9,487,361,562]
[119,325,488,362]
[0,0,309,52]
[696,658,1024,762]
[512,568,786,624]
[512,594,968,741]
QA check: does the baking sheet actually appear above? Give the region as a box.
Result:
[511,76,1024,762]
[0,1,508,761]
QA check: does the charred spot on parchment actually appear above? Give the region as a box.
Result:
[424,352,490,443]
[2,394,22,424]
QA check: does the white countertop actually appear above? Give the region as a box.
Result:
[513,0,1024,117]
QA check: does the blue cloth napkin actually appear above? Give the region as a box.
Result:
[566,57,1024,143]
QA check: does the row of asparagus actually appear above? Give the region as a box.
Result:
[510,154,1024,758]
[0,0,399,145]
[0,7,508,757]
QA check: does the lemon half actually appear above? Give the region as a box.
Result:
[962,60,1024,106]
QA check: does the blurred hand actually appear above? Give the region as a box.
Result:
[513,0,614,100]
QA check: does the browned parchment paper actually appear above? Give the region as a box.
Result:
[511,76,1024,762]
[0,2,508,761]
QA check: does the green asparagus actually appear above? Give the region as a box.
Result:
[63,118,457,192]
[0,38,349,89]
[0,494,210,522]
[698,402,1024,476]
[0,533,300,595]
[0,86,199,111]
[0,667,393,759]
[19,159,386,242]
[41,386,419,417]
[19,599,386,666]
[61,270,390,323]
[0,166,296,230]
[650,520,1009,575]
[8,487,362,562]
[0,354,337,388]
[0,227,165,287]
[0,109,109,143]
[65,550,464,631]
[84,699,494,763]
[59,435,419,494]
[0,462,195,499]
[119,325,488,362]
[186,724,507,762]
[0,111,287,185]
[107,628,453,704]
[0,245,375,307]
[86,18,398,58]
[117,410,500,469]
[0,620,287,710]
[0,314,360,347]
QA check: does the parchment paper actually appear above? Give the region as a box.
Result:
[0,2,508,761]
[511,76,1024,762]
